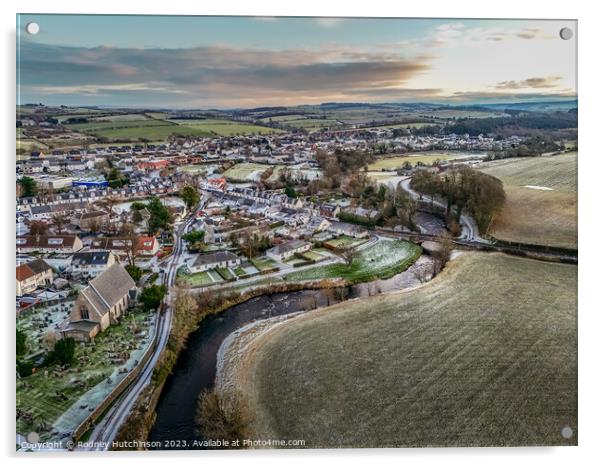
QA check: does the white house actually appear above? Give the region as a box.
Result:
[266,239,311,261]
[188,251,242,273]
[70,251,117,278]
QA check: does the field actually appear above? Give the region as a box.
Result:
[227,252,577,447]
[168,118,282,136]
[284,239,420,284]
[223,163,320,182]
[223,163,273,181]
[480,152,577,248]
[367,152,477,170]
[65,116,279,141]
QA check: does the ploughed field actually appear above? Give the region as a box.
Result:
[229,252,577,447]
[480,152,577,248]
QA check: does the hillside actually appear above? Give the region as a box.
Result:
[219,252,577,448]
[480,151,577,248]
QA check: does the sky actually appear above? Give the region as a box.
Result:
[16,15,577,109]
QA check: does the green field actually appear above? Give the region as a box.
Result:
[223,163,271,181]
[232,252,577,447]
[480,152,577,248]
[170,118,282,136]
[368,152,473,170]
[66,116,279,141]
[284,239,420,284]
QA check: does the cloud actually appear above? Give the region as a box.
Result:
[495,76,563,90]
[515,28,546,39]
[19,40,432,106]
[429,24,553,47]
[449,89,576,103]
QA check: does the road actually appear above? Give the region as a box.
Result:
[399,178,488,243]
[80,204,201,451]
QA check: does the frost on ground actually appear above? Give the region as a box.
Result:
[216,313,303,409]
[523,185,554,191]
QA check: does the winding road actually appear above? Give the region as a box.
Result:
[399,178,487,243]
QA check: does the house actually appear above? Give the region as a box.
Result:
[90,236,160,258]
[136,160,170,171]
[319,203,341,219]
[60,263,136,342]
[187,251,242,273]
[16,235,83,254]
[327,220,369,239]
[70,251,117,278]
[71,210,109,231]
[16,259,54,296]
[266,239,311,261]
[207,177,227,191]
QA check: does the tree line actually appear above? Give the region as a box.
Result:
[411,166,505,234]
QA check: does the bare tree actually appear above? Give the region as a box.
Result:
[339,246,358,267]
[432,233,454,275]
[51,213,69,234]
[29,220,49,236]
[118,223,140,267]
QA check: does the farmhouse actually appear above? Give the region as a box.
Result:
[266,239,311,261]
[16,234,83,253]
[70,251,117,277]
[61,263,136,342]
[188,251,242,273]
[16,259,54,296]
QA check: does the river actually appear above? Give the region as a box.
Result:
[148,256,433,449]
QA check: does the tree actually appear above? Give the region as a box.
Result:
[106,167,128,188]
[432,233,454,275]
[51,213,69,234]
[284,185,297,198]
[147,197,173,234]
[180,185,200,210]
[183,230,205,243]
[18,176,37,197]
[196,389,248,443]
[139,284,167,311]
[339,246,358,266]
[29,220,49,236]
[51,337,76,367]
[120,223,139,266]
[125,264,143,282]
[16,329,27,356]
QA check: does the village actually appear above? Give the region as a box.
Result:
[16,99,577,448]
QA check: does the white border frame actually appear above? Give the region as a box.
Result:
[2,1,599,465]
